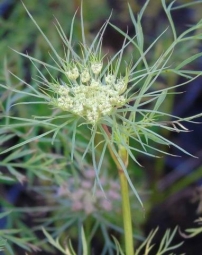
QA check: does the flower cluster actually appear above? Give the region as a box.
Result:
[57,169,121,215]
[52,61,128,124]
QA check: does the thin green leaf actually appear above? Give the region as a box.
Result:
[176,52,202,70]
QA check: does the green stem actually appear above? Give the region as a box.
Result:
[84,215,92,255]
[102,125,134,254]
[118,145,134,255]
[119,167,134,255]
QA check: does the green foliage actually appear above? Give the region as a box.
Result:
[180,218,202,239]
[1,0,202,204]
[1,0,202,254]
[43,224,202,255]
[0,211,39,254]
[0,236,7,252]
[42,227,88,255]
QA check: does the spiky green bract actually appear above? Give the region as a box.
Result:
[1,1,202,204]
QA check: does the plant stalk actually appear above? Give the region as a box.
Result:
[102,125,134,254]
[118,145,134,255]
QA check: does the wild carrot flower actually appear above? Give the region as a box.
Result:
[51,61,127,125]
[57,168,121,215]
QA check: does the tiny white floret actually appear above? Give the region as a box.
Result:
[105,74,116,85]
[91,62,103,75]
[66,66,79,80]
[81,69,91,83]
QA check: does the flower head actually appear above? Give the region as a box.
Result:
[50,58,128,124]
[57,168,121,215]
